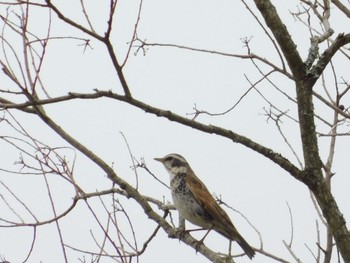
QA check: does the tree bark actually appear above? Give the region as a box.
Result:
[254,0,350,261]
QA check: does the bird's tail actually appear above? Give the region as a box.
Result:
[218,229,255,259]
[235,234,255,259]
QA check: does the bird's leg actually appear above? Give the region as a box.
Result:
[194,226,213,251]
[176,215,188,239]
[176,216,207,240]
[178,215,185,231]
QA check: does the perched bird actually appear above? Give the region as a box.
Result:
[155,153,255,259]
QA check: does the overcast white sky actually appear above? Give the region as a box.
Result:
[0,0,349,262]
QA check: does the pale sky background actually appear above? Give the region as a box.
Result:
[0,1,349,263]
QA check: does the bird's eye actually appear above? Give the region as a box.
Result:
[165,156,173,162]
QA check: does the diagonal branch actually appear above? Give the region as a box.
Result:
[137,40,293,79]
[0,90,303,182]
[308,33,350,85]
[14,92,235,263]
[44,0,104,41]
[44,0,132,98]
[253,0,304,79]
[331,0,350,18]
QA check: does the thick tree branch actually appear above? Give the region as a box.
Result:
[0,91,303,182]
[16,94,235,263]
[253,0,304,79]
[308,33,350,85]
[331,0,350,18]
[253,1,350,261]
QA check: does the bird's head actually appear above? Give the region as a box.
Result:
[154,153,190,178]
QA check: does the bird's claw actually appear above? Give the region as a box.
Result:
[194,239,204,252]
[176,226,187,239]
[175,227,205,252]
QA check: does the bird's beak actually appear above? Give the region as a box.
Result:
[154,157,163,162]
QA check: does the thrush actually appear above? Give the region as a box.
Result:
[155,153,255,259]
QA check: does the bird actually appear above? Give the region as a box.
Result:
[154,153,255,259]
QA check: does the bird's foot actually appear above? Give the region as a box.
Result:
[194,239,204,252]
[168,226,186,239]
[176,226,189,239]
